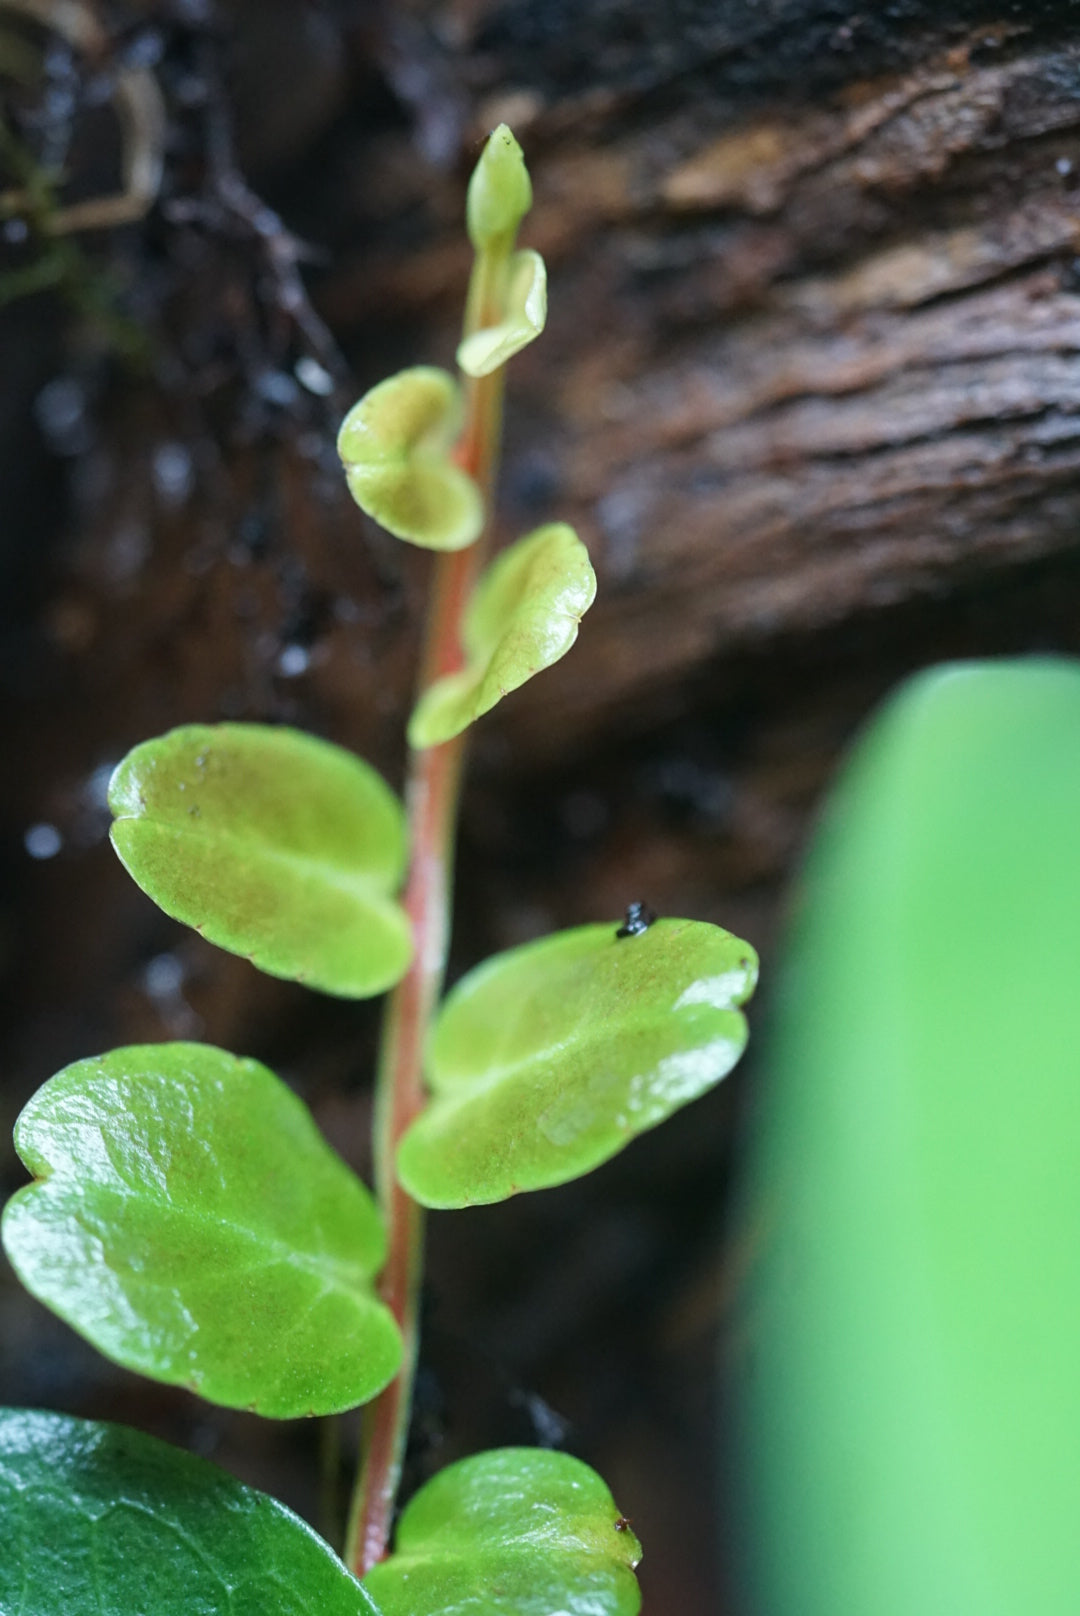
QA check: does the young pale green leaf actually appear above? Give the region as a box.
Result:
[408,523,596,749]
[337,366,483,550]
[2,1043,402,1417]
[466,123,533,250]
[362,1448,642,1616]
[397,917,758,1207]
[457,249,546,378]
[0,1408,380,1616]
[109,722,412,999]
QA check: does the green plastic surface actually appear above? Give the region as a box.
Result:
[735,658,1080,1616]
[337,366,483,551]
[408,522,596,748]
[363,1447,642,1616]
[0,1409,379,1615]
[109,722,412,998]
[2,1044,401,1417]
[398,917,757,1206]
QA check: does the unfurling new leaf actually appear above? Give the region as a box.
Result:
[408,522,596,749]
[1,1044,402,1417]
[109,722,412,998]
[397,917,758,1207]
[457,249,547,378]
[363,1447,642,1616]
[0,1410,380,1616]
[337,366,484,551]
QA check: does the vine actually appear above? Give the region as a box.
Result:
[0,127,758,1616]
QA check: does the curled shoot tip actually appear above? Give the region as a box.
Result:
[466,123,533,251]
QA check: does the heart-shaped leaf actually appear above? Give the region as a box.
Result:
[397,917,758,1207]
[109,722,412,999]
[337,367,484,551]
[457,249,547,378]
[408,523,596,748]
[467,123,532,250]
[2,1043,402,1417]
[362,1448,642,1616]
[0,1408,380,1616]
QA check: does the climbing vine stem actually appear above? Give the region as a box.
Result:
[344,272,507,1578]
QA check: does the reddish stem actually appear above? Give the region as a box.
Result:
[344,361,504,1578]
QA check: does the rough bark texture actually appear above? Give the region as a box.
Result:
[5,4,1080,1614]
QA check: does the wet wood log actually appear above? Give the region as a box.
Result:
[316,1,1080,758]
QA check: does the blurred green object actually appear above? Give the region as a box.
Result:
[735,658,1080,1616]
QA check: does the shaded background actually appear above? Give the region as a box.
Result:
[4,1,1080,1609]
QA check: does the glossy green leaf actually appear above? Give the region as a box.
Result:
[734,658,1080,1616]
[457,249,547,378]
[363,1448,641,1616]
[397,917,757,1207]
[408,523,596,749]
[337,367,483,551]
[2,1043,402,1417]
[466,123,533,250]
[0,1408,380,1616]
[109,722,412,999]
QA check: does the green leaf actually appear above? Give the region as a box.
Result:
[466,123,533,250]
[457,249,547,378]
[0,1408,380,1616]
[2,1043,402,1417]
[109,722,412,999]
[363,1447,641,1616]
[337,367,484,551]
[397,917,758,1207]
[733,658,1080,1616]
[408,523,596,749]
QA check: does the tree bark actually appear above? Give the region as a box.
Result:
[316,1,1080,757]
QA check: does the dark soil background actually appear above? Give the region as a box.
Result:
[4,2,1080,1611]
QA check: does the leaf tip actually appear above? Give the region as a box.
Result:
[467,123,532,250]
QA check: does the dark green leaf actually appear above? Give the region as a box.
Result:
[109,722,412,999]
[337,367,484,551]
[363,1447,641,1616]
[2,1043,401,1417]
[408,523,596,748]
[397,918,758,1206]
[0,1408,379,1616]
[735,658,1080,1616]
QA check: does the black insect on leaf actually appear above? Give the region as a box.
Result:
[616,902,656,939]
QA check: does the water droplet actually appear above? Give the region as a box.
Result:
[277,644,311,678]
[152,442,194,507]
[25,823,62,860]
[256,370,300,408]
[295,356,334,397]
[85,763,116,809]
[35,377,90,456]
[144,953,183,998]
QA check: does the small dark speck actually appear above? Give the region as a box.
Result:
[614,1516,631,1532]
[616,902,655,939]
